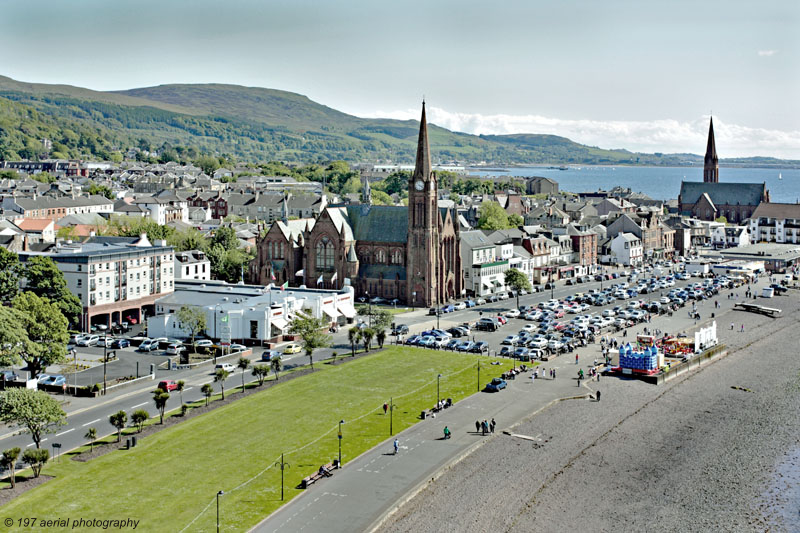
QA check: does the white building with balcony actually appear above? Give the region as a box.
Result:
[749,203,800,244]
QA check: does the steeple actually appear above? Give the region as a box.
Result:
[412,101,432,181]
[704,117,719,183]
[362,176,372,205]
[281,194,289,224]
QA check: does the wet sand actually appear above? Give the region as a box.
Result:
[379,289,800,532]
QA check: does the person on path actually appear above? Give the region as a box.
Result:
[383,403,388,414]
[490,418,496,433]
[741,324,745,332]
[475,420,480,433]
[443,426,451,440]
[575,353,579,365]
[730,322,735,330]
[482,420,488,436]
[596,390,601,401]
[393,438,399,455]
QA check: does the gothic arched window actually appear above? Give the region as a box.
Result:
[376,249,386,264]
[391,249,402,265]
[316,236,334,271]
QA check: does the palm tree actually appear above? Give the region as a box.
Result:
[109,410,127,442]
[251,365,268,385]
[84,427,97,452]
[176,380,185,406]
[201,383,213,406]
[362,328,375,352]
[271,355,282,380]
[152,389,170,424]
[348,327,360,357]
[237,357,250,392]
[1,447,21,489]
[214,368,230,400]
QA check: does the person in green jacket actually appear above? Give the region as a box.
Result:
[443,426,451,439]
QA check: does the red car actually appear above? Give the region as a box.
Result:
[157,380,178,392]
[495,315,507,325]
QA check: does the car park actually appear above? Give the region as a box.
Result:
[476,298,487,305]
[485,378,507,392]
[96,336,115,348]
[69,333,86,344]
[446,339,461,350]
[417,336,436,347]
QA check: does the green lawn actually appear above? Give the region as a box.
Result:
[2,347,505,532]
[354,303,412,316]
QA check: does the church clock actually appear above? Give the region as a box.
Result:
[415,180,424,191]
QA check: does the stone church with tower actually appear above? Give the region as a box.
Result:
[678,117,769,223]
[249,102,463,307]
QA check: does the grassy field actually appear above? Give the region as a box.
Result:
[2,347,505,532]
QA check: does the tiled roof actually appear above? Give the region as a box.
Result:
[751,202,800,220]
[345,205,407,243]
[679,181,766,206]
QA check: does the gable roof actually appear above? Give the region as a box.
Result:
[751,202,800,221]
[679,181,765,207]
[344,205,407,243]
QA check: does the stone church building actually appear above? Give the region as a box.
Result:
[678,118,769,223]
[249,103,463,307]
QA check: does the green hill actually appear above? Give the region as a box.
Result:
[0,75,792,166]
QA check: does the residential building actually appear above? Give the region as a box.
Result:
[2,194,113,221]
[711,226,750,248]
[748,203,800,244]
[610,233,644,266]
[174,250,211,281]
[526,177,559,196]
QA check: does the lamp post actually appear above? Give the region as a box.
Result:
[476,361,481,392]
[102,330,108,396]
[389,397,397,435]
[216,490,224,533]
[274,454,290,500]
[366,292,371,327]
[338,420,345,466]
[72,348,77,395]
[436,373,442,406]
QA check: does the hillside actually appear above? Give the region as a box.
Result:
[0,75,793,166]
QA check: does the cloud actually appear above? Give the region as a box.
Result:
[758,50,778,56]
[357,107,800,159]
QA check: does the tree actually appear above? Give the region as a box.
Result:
[87,183,114,199]
[381,171,411,196]
[109,410,127,443]
[214,369,229,400]
[152,389,170,424]
[0,306,32,368]
[361,328,375,352]
[0,389,66,448]
[194,155,221,175]
[12,292,69,378]
[251,365,269,386]
[211,226,239,251]
[30,171,55,184]
[23,256,81,327]
[715,216,728,224]
[348,327,360,357]
[1,447,21,488]
[237,357,250,392]
[176,380,186,406]
[376,330,387,349]
[504,268,532,309]
[271,355,282,380]
[508,213,524,227]
[201,383,213,406]
[131,409,150,433]
[22,449,49,478]
[0,248,21,302]
[477,201,511,230]
[176,306,206,355]
[84,427,97,453]
[289,311,331,371]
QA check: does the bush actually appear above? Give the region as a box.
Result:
[91,384,101,393]
[22,448,49,478]
[181,404,189,417]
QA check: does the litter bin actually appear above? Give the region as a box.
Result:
[132,436,137,447]
[125,439,131,450]
[420,411,426,420]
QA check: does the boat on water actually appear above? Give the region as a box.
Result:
[779,172,783,180]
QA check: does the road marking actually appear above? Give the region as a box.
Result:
[183,387,193,392]
[82,418,101,427]
[56,428,75,437]
[131,402,148,409]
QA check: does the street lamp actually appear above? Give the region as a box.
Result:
[274,454,290,500]
[436,373,442,406]
[389,397,397,435]
[366,292,371,327]
[216,490,225,533]
[338,420,345,467]
[476,361,481,392]
[102,330,108,396]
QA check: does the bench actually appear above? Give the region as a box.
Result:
[300,461,336,489]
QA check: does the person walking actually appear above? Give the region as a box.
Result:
[482,420,488,436]
[443,426,451,440]
[596,390,601,401]
[475,420,480,433]
[383,403,388,414]
[490,418,496,433]
[575,353,579,365]
[740,324,745,332]
[730,322,735,330]
[393,438,399,455]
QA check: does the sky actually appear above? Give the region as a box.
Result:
[1,0,798,158]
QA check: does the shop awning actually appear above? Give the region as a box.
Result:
[337,304,356,318]
[271,317,288,330]
[482,280,492,288]
[492,280,501,286]
[323,308,337,319]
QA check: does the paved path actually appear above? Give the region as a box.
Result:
[252,358,594,533]
[252,275,771,533]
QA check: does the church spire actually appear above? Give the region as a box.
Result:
[412,101,431,181]
[704,117,719,183]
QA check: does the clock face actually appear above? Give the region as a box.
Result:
[415,180,424,191]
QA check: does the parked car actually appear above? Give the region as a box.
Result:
[40,374,66,386]
[485,378,507,392]
[137,339,159,352]
[457,340,475,352]
[77,335,99,347]
[158,380,178,392]
[283,343,302,354]
[428,308,437,316]
[229,343,246,352]
[110,338,131,349]
[96,336,115,348]
[405,335,421,345]
[453,302,467,311]
[1,370,20,381]
[69,333,86,344]
[470,341,489,353]
[499,346,513,356]
[504,309,521,318]
[392,324,409,335]
[166,343,185,355]
[195,339,214,349]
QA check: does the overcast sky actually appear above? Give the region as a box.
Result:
[1,0,798,157]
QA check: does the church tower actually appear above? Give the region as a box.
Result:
[704,117,719,183]
[406,102,440,308]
